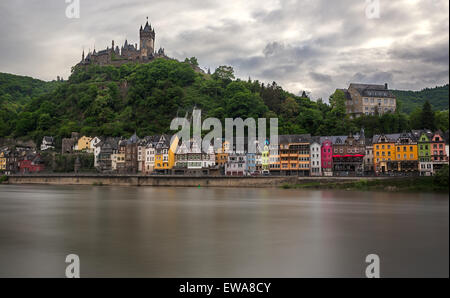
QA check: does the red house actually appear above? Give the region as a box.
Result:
[18,154,45,174]
[321,138,333,176]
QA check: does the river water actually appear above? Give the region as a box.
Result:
[0,185,448,277]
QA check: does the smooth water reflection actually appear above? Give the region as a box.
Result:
[0,185,448,277]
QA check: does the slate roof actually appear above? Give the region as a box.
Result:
[349,83,394,98]
[411,129,433,140]
[278,134,312,144]
[319,136,347,145]
[43,136,54,143]
[372,133,401,143]
[337,88,352,100]
[127,133,139,145]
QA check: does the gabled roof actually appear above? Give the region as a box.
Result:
[396,132,417,143]
[126,133,139,145]
[349,83,395,98]
[156,134,172,148]
[43,136,54,143]
[310,136,321,145]
[278,134,312,144]
[319,136,347,145]
[372,133,401,143]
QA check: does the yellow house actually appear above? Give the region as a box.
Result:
[373,134,396,173]
[394,136,418,161]
[75,136,93,152]
[0,151,6,171]
[374,133,419,174]
[215,140,230,167]
[154,135,179,172]
[111,153,125,171]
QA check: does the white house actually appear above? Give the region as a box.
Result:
[225,153,247,176]
[203,142,216,168]
[40,136,55,151]
[144,142,156,174]
[93,141,103,168]
[89,137,102,154]
[310,141,322,176]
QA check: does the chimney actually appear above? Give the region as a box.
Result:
[384,83,388,90]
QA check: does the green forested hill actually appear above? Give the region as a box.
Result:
[393,84,449,114]
[0,72,62,138]
[0,72,60,108]
[0,60,448,144]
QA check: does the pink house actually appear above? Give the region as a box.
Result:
[321,139,333,176]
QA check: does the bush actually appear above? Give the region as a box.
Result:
[0,175,8,183]
[433,165,449,187]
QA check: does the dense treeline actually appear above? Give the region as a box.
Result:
[0,73,61,137]
[393,84,449,114]
[40,152,94,173]
[0,59,448,146]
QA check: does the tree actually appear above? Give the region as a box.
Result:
[280,97,300,119]
[213,66,235,82]
[38,113,52,131]
[14,112,35,136]
[329,89,346,114]
[435,110,449,132]
[184,57,199,67]
[420,100,435,130]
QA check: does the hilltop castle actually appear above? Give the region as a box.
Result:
[78,18,167,67]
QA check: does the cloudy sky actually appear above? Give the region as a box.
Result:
[0,0,448,100]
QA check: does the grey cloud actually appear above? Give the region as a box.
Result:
[350,72,394,85]
[0,0,448,100]
[310,72,333,83]
[389,41,449,65]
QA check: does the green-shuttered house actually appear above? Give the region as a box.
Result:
[417,130,432,176]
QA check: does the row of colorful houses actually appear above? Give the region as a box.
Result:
[0,147,45,175]
[89,129,448,176]
[372,130,448,176]
[2,129,448,177]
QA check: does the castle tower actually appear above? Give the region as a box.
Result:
[140,17,155,59]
